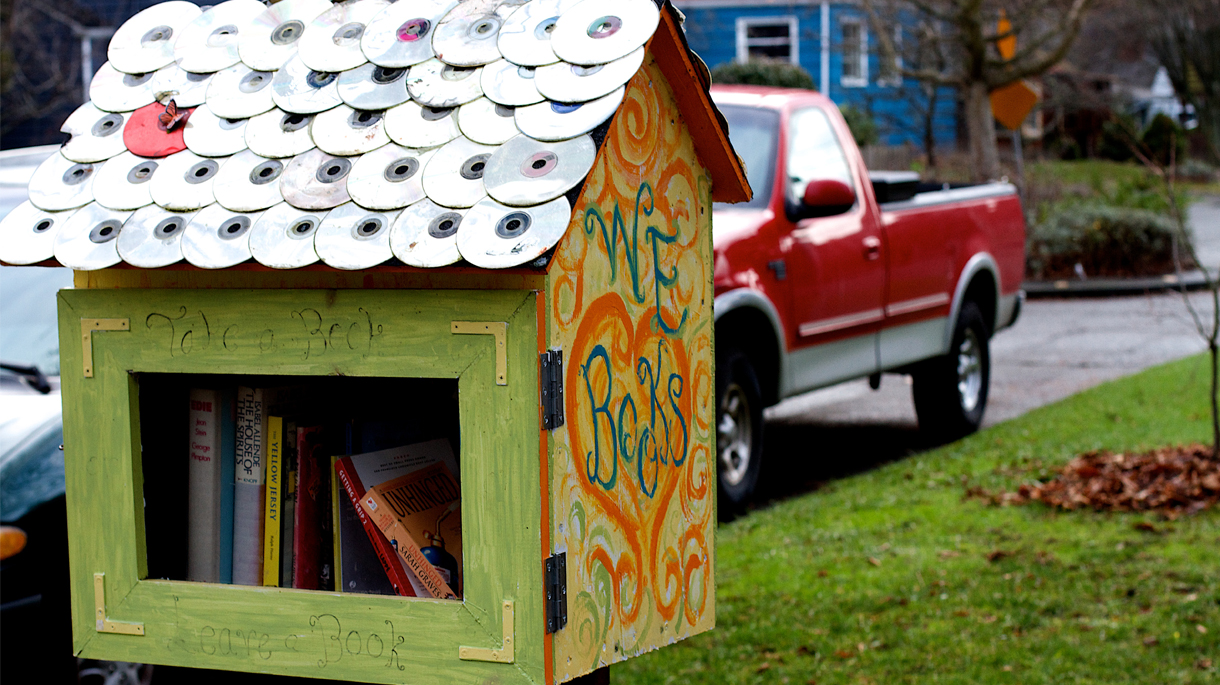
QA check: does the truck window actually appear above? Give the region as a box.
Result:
[787,107,855,202]
[713,104,780,210]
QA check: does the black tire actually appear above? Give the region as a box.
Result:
[716,348,765,511]
[912,301,991,441]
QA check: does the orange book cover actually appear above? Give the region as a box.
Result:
[360,462,462,600]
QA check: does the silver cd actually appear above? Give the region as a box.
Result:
[245,108,317,158]
[337,62,411,110]
[150,150,224,210]
[551,0,659,66]
[299,0,391,73]
[384,100,461,148]
[240,0,333,71]
[406,59,483,108]
[389,198,465,267]
[27,152,101,211]
[91,151,160,211]
[173,0,267,73]
[314,201,400,269]
[152,66,215,108]
[107,1,202,74]
[116,205,196,268]
[484,133,594,206]
[432,0,525,67]
[361,0,458,68]
[497,0,575,67]
[310,104,391,156]
[457,97,519,145]
[271,54,345,114]
[535,46,643,102]
[60,102,128,163]
[250,202,325,268]
[480,59,544,107]
[52,203,133,270]
[213,150,287,212]
[89,62,162,113]
[0,201,79,265]
[456,195,570,268]
[421,136,497,208]
[280,148,355,210]
[206,64,276,118]
[183,104,249,157]
[182,204,263,268]
[515,86,623,141]
[347,143,437,210]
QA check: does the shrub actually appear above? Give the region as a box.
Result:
[1141,113,1188,166]
[839,103,879,148]
[710,60,816,90]
[1027,205,1193,279]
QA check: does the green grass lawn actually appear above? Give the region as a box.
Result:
[614,355,1219,684]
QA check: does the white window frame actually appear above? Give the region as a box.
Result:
[877,25,903,87]
[735,16,800,66]
[839,18,868,88]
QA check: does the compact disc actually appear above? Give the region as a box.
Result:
[457,97,519,145]
[384,100,461,148]
[337,62,411,110]
[484,133,594,205]
[0,202,79,265]
[60,102,128,163]
[310,104,391,156]
[152,66,214,108]
[249,202,325,267]
[173,0,266,73]
[550,0,659,66]
[347,143,437,210]
[182,204,263,268]
[480,59,544,106]
[280,148,354,210]
[183,105,249,157]
[299,0,391,73]
[240,0,333,71]
[314,201,400,269]
[116,205,196,267]
[271,54,345,114]
[27,152,100,211]
[52,203,133,270]
[123,101,190,158]
[535,46,643,102]
[388,198,465,267]
[91,151,160,210]
[206,64,276,118]
[421,136,497,208]
[150,150,224,210]
[431,0,524,67]
[360,0,458,68]
[456,195,569,268]
[245,108,316,158]
[213,149,287,212]
[89,62,161,113]
[405,59,483,108]
[107,1,202,74]
[515,85,623,141]
[497,0,574,67]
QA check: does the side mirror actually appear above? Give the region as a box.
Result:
[801,180,856,216]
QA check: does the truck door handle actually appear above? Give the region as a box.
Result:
[862,237,881,260]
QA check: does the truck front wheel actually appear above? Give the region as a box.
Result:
[716,348,765,510]
[912,301,991,440]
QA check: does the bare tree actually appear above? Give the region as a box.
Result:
[863,0,1098,182]
[1147,0,1220,163]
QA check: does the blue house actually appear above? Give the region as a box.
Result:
[673,0,959,148]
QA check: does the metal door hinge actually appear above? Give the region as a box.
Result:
[544,552,567,634]
[540,350,564,430]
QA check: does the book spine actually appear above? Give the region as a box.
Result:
[279,421,296,588]
[218,390,235,584]
[330,455,342,592]
[361,489,456,599]
[187,389,222,583]
[334,459,417,597]
[262,416,283,586]
[232,387,265,586]
[293,426,322,590]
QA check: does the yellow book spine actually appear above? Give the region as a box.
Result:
[261,416,283,586]
[330,455,342,592]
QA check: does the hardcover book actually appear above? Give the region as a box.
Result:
[262,416,284,586]
[187,388,222,582]
[292,425,327,590]
[232,386,265,585]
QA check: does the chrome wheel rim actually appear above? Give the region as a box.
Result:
[717,382,752,487]
[957,329,983,413]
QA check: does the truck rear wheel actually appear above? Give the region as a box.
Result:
[717,348,764,510]
[913,301,990,440]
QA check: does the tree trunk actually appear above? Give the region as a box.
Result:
[964,81,1001,182]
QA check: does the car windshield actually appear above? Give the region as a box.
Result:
[713,104,780,211]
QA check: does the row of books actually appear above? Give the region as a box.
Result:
[186,387,462,598]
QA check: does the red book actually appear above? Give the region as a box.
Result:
[293,426,325,590]
[334,458,417,597]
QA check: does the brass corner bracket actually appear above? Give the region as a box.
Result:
[81,318,129,378]
[93,573,144,636]
[459,600,515,664]
[451,321,508,385]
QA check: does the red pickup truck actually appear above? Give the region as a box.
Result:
[711,86,1026,506]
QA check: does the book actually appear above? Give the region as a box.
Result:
[218,391,235,585]
[232,387,265,585]
[279,421,297,588]
[292,425,326,590]
[261,416,284,586]
[187,388,223,582]
[330,455,343,592]
[333,457,407,596]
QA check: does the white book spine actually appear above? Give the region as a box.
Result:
[232,387,265,585]
[187,389,222,582]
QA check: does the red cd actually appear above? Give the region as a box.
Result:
[122,101,195,158]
